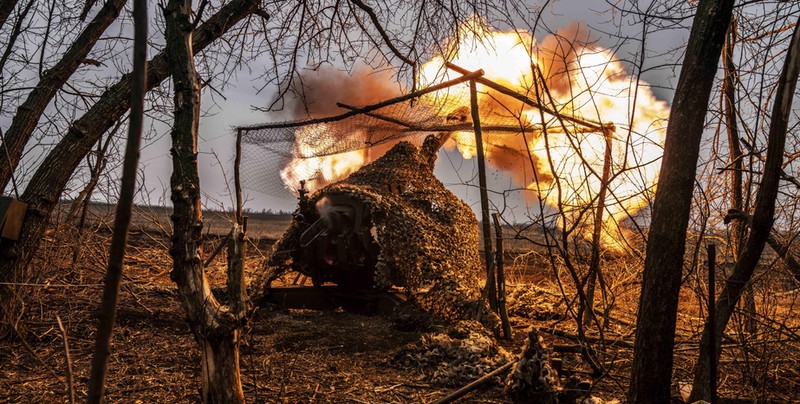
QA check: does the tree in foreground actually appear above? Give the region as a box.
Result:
[628,0,735,402]
[0,0,261,336]
[165,0,251,401]
[689,12,800,402]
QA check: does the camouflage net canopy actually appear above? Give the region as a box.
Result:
[237,76,556,201]
[243,75,609,332]
[261,136,501,332]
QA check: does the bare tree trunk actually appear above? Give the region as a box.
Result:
[0,0,126,190]
[689,14,800,402]
[0,0,18,30]
[0,0,259,336]
[166,0,248,402]
[721,21,758,336]
[86,0,147,400]
[628,1,735,402]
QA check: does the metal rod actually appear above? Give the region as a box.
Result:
[240,69,485,131]
[471,79,496,310]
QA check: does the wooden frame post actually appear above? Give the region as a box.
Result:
[493,213,511,338]
[470,79,496,310]
[584,124,615,326]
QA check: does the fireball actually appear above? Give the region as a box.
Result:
[279,124,367,190]
[280,20,669,251]
[417,21,668,250]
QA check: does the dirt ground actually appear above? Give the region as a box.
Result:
[1,208,799,403]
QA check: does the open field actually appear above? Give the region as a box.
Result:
[1,205,799,403]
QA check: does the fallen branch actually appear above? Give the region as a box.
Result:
[10,319,63,382]
[540,327,634,349]
[433,361,515,404]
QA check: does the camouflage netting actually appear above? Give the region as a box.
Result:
[238,86,545,200]
[394,320,512,386]
[505,328,560,403]
[505,328,606,403]
[260,135,501,332]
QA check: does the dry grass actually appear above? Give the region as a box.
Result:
[1,208,799,403]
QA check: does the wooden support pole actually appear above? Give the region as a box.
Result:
[707,243,717,404]
[229,128,248,315]
[235,128,243,225]
[583,125,615,327]
[227,219,248,315]
[493,213,512,339]
[470,79,496,310]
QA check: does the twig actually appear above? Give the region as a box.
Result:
[540,327,634,349]
[739,137,800,189]
[9,321,63,383]
[238,70,484,131]
[347,0,416,91]
[204,229,233,267]
[0,282,103,287]
[55,316,75,404]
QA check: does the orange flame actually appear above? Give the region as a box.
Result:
[279,124,366,189]
[279,22,669,251]
[277,65,401,191]
[418,22,669,251]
